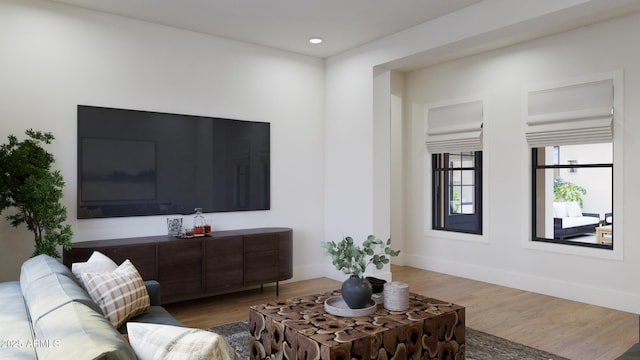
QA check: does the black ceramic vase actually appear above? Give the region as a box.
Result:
[341,275,373,309]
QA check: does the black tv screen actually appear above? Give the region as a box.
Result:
[77,105,270,219]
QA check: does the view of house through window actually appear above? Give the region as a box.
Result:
[432,151,482,234]
[532,143,613,249]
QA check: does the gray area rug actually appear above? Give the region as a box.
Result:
[208,320,567,360]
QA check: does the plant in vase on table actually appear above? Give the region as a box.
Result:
[321,235,400,309]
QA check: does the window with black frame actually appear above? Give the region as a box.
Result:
[532,144,612,249]
[524,77,615,250]
[432,151,482,234]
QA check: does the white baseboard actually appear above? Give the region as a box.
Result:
[406,254,640,314]
[286,264,328,283]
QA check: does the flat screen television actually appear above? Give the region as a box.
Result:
[77,105,270,219]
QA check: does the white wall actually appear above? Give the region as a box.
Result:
[0,0,325,281]
[324,0,640,312]
[403,13,640,312]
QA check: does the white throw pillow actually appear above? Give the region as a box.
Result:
[553,202,568,218]
[72,251,118,284]
[566,202,583,217]
[81,260,150,329]
[127,323,238,360]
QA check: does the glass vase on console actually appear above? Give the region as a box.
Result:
[193,208,205,237]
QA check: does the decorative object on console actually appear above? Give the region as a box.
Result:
[166,217,182,236]
[0,129,73,258]
[193,208,205,237]
[321,235,400,309]
[169,210,212,239]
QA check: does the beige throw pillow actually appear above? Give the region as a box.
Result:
[81,259,150,328]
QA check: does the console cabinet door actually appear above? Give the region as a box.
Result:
[205,236,243,292]
[243,234,279,286]
[101,245,158,280]
[158,238,203,302]
[63,245,158,280]
[278,232,293,280]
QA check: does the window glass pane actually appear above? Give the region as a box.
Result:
[460,185,475,214]
[448,152,475,168]
[449,185,461,214]
[460,152,474,167]
[449,154,461,168]
[449,170,460,186]
[534,159,612,246]
[461,170,474,186]
[539,143,613,166]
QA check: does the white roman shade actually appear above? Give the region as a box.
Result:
[425,100,483,154]
[525,79,613,147]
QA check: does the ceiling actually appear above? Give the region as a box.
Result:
[49,0,483,58]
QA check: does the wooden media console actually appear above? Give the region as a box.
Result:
[63,227,293,303]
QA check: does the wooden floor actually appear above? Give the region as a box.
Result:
[164,265,638,360]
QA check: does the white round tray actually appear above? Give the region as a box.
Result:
[324,296,377,317]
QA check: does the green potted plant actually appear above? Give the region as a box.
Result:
[554,177,587,207]
[321,235,400,309]
[0,129,73,258]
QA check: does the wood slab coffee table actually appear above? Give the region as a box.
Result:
[249,290,465,359]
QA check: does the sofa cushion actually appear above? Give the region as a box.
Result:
[566,201,583,217]
[22,271,102,325]
[0,281,37,359]
[20,254,78,290]
[33,301,136,360]
[81,259,150,329]
[21,254,102,326]
[71,251,118,287]
[553,202,568,218]
[561,216,600,229]
[127,322,238,360]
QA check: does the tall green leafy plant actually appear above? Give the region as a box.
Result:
[0,129,72,257]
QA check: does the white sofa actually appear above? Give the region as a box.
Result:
[1,254,237,360]
[553,202,600,240]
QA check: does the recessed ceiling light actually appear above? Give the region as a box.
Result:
[309,37,323,44]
